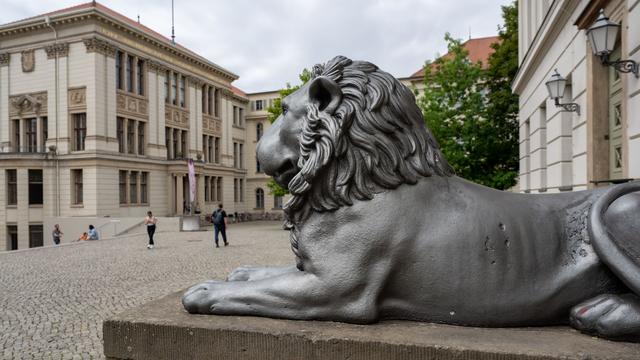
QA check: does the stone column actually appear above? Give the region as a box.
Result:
[175,174,184,214]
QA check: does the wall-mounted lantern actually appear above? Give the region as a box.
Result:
[586,9,639,78]
[545,69,580,114]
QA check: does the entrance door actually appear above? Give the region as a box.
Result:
[608,45,624,180]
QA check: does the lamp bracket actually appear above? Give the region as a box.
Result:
[554,98,580,115]
[599,54,640,78]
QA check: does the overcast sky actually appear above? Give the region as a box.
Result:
[1,0,512,93]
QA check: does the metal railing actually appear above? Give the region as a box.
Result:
[0,144,49,154]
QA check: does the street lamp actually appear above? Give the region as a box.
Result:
[545,69,580,114]
[586,9,639,78]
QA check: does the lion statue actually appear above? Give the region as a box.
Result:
[183,56,640,341]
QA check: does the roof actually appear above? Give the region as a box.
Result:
[231,85,247,97]
[1,1,238,81]
[408,36,500,79]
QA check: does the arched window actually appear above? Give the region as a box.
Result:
[256,123,263,141]
[255,188,264,209]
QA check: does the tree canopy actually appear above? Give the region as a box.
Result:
[418,1,519,190]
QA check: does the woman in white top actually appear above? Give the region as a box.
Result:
[144,211,158,249]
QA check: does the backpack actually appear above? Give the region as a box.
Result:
[212,210,224,225]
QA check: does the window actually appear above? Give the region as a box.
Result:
[234,179,238,203]
[13,119,20,152]
[116,51,123,90]
[25,118,37,152]
[255,100,263,111]
[216,177,222,201]
[165,128,171,159]
[28,169,43,205]
[72,169,83,205]
[239,108,244,126]
[240,179,244,202]
[204,176,210,201]
[42,117,48,145]
[256,160,261,173]
[208,137,214,163]
[126,55,134,93]
[29,225,43,248]
[117,117,125,153]
[233,142,238,168]
[214,137,220,163]
[140,172,148,204]
[208,87,214,115]
[119,170,127,204]
[130,171,138,204]
[201,85,207,114]
[7,225,18,251]
[172,72,178,105]
[233,106,238,125]
[255,188,264,209]
[137,59,144,96]
[239,144,244,169]
[73,113,86,151]
[181,130,188,159]
[138,122,145,155]
[164,70,170,103]
[180,76,186,107]
[173,129,179,158]
[274,195,283,209]
[214,88,220,117]
[6,170,17,206]
[127,120,135,154]
[256,123,263,141]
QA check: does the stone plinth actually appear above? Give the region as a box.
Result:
[103,291,640,360]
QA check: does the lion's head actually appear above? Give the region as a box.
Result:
[257,56,453,222]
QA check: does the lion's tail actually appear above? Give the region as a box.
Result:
[588,180,640,294]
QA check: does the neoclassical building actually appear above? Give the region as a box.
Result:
[513,0,639,193]
[0,2,285,250]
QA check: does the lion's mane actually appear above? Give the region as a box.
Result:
[285,56,453,224]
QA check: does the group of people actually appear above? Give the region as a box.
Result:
[51,205,229,250]
[51,224,99,244]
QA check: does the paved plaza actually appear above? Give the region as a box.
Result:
[0,221,292,359]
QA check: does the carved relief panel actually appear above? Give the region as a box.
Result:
[165,104,189,128]
[9,92,48,117]
[68,87,87,111]
[203,114,222,135]
[116,91,148,119]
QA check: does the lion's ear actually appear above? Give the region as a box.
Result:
[308,76,342,114]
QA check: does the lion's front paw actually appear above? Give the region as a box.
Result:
[182,281,223,314]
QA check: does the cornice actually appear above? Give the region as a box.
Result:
[0,7,239,83]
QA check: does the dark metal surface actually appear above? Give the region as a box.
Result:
[183,56,640,342]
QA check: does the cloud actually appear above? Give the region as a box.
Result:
[0,0,511,92]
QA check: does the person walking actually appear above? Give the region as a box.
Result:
[144,211,158,249]
[212,204,228,248]
[52,224,63,245]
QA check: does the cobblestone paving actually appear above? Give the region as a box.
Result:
[0,221,292,359]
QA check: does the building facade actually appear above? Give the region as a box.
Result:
[0,2,285,250]
[513,0,639,193]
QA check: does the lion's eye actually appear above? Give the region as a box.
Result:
[282,106,288,115]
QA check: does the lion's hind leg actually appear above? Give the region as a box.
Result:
[570,294,640,341]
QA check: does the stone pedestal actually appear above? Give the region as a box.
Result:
[103,291,640,360]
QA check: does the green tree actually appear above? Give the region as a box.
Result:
[264,69,311,196]
[419,33,488,185]
[484,1,519,190]
[418,1,519,190]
